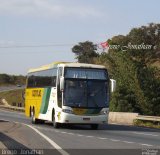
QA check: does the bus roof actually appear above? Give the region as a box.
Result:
[28,62,106,73]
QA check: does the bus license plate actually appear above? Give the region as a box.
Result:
[83,118,90,121]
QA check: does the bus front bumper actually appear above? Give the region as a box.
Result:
[57,112,108,124]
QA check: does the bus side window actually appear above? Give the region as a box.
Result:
[27,75,35,88]
[52,68,57,87]
[57,67,63,108]
[58,67,62,76]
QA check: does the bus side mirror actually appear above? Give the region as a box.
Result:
[60,77,64,91]
[110,79,116,92]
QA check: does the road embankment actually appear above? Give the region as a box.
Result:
[0,105,24,112]
[0,88,25,107]
[0,120,53,151]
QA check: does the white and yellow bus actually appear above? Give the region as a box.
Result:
[25,62,114,129]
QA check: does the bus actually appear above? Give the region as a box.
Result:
[25,62,114,129]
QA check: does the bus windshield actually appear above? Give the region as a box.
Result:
[64,68,108,108]
[64,79,109,108]
[64,67,107,80]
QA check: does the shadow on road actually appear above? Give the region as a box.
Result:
[100,124,160,132]
[38,121,160,132]
[0,132,30,150]
[0,132,42,155]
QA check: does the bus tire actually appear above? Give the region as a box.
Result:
[31,108,38,124]
[91,124,99,130]
[52,111,60,128]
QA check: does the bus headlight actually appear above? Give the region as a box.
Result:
[62,109,73,114]
[100,109,109,115]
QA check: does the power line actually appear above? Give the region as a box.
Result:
[0,43,75,48]
[0,42,102,49]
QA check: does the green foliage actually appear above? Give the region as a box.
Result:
[103,52,148,114]
[134,119,160,129]
[0,89,25,107]
[127,23,160,66]
[0,74,26,86]
[72,23,160,116]
[105,23,160,116]
[72,41,99,63]
[137,66,160,115]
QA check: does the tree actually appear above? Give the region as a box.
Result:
[127,23,160,66]
[98,52,148,114]
[0,74,26,85]
[71,23,160,116]
[104,23,160,115]
[72,41,99,63]
[82,23,160,116]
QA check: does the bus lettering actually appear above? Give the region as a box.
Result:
[32,90,41,97]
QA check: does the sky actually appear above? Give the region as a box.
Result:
[0,0,160,75]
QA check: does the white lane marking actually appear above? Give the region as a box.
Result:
[25,124,70,155]
[122,141,134,144]
[77,134,84,137]
[34,127,155,147]
[27,124,155,148]
[97,137,108,140]
[1,118,156,149]
[61,131,67,134]
[67,132,75,135]
[140,144,153,147]
[133,132,159,137]
[28,126,157,148]
[33,127,154,147]
[86,136,94,138]
[54,130,60,133]
[35,126,61,133]
[110,139,120,142]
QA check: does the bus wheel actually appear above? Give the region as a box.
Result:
[91,124,99,130]
[31,109,38,124]
[52,113,59,128]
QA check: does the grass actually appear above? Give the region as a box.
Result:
[0,89,25,107]
[134,119,160,129]
[0,84,16,86]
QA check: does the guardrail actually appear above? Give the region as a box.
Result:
[0,105,24,112]
[0,106,159,125]
[109,112,160,125]
[108,112,139,125]
[136,115,160,122]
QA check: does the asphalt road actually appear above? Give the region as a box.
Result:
[0,109,160,155]
[0,85,25,93]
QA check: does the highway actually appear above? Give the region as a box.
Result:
[0,85,25,93]
[0,108,160,155]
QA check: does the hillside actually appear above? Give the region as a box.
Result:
[0,74,26,86]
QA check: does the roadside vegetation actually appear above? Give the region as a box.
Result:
[0,74,26,107]
[0,89,25,107]
[72,23,160,116]
[0,74,26,86]
[0,23,160,118]
[134,119,160,129]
